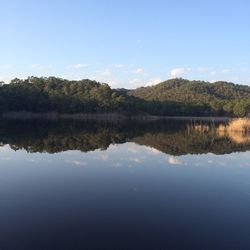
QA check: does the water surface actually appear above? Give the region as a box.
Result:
[0,119,250,249]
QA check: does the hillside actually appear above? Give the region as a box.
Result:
[129,78,250,116]
[0,77,129,113]
[0,77,250,117]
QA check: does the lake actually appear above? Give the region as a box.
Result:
[0,118,250,249]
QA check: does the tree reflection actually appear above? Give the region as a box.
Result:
[0,119,250,155]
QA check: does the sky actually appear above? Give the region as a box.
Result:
[0,0,249,88]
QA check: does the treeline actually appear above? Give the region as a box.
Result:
[0,77,130,113]
[129,78,250,117]
[0,77,250,116]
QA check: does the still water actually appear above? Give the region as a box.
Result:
[0,119,250,249]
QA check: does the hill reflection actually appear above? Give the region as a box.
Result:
[0,119,250,155]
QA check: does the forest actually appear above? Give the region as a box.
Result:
[0,77,250,117]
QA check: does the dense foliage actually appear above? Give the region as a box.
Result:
[0,77,129,113]
[129,78,250,116]
[0,77,250,116]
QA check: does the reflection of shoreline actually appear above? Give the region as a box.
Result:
[0,119,250,155]
[2,112,231,122]
[218,130,250,144]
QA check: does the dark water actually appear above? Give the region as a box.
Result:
[0,119,250,249]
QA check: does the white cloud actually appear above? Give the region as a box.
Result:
[30,64,40,69]
[221,68,232,74]
[167,156,182,165]
[0,75,9,83]
[69,64,89,69]
[210,79,219,83]
[133,68,144,74]
[129,78,141,86]
[169,67,191,78]
[196,67,209,73]
[114,63,124,68]
[108,80,118,87]
[71,160,86,166]
[129,157,142,163]
[100,154,109,161]
[88,76,97,81]
[129,78,140,83]
[128,147,139,153]
[240,67,248,72]
[146,147,161,155]
[101,69,112,76]
[146,78,162,86]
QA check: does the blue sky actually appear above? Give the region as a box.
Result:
[0,0,249,88]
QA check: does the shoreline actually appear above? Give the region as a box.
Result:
[1,111,234,122]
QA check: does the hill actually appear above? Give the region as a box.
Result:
[0,77,130,113]
[129,78,250,116]
[0,77,250,117]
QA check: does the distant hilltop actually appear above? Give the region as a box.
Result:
[0,77,249,117]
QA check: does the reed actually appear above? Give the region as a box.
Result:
[218,118,250,133]
[189,118,250,144]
